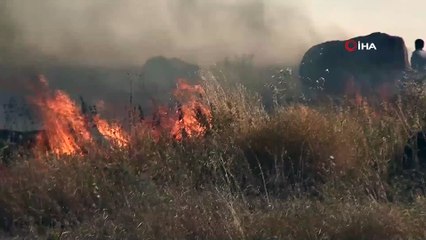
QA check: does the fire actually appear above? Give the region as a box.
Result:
[344,76,371,106]
[28,76,212,157]
[140,106,175,141]
[171,79,212,141]
[344,76,383,119]
[377,82,392,103]
[93,116,129,148]
[31,75,92,155]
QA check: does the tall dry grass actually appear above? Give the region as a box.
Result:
[0,65,426,239]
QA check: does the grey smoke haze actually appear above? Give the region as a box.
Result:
[0,0,349,130]
[0,0,345,67]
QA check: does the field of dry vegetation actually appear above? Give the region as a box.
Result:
[1,61,426,239]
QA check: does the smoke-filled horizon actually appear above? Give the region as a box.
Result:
[0,0,415,131]
[0,0,348,67]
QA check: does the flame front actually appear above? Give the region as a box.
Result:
[93,116,129,148]
[171,79,212,141]
[29,76,212,157]
[31,76,92,155]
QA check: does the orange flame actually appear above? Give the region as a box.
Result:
[93,116,129,148]
[345,77,363,105]
[377,82,392,103]
[30,75,92,155]
[140,106,175,141]
[171,79,212,141]
[344,76,383,119]
[29,76,212,156]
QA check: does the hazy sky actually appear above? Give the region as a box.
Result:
[1,0,424,66]
[1,0,424,130]
[308,0,425,52]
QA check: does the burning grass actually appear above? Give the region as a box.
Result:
[24,75,212,158]
[1,70,426,239]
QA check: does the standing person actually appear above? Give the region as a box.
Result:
[411,39,426,72]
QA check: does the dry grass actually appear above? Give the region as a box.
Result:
[1,68,426,239]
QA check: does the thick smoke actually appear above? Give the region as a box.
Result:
[1,0,344,66]
[0,0,348,130]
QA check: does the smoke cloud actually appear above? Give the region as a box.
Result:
[0,0,346,67]
[0,0,349,130]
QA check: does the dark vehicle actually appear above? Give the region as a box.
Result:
[299,32,409,99]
